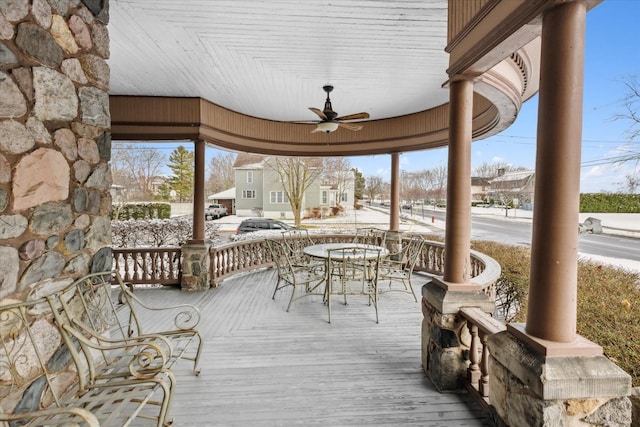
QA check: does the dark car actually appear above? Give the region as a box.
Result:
[236,218,293,234]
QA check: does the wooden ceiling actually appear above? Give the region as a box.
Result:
[108,0,450,124]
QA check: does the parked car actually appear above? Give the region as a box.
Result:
[205,203,228,220]
[236,218,293,234]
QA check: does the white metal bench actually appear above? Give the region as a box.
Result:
[0,271,203,426]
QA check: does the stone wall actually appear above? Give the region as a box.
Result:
[0,0,111,303]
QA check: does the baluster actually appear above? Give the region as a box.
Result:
[479,330,490,398]
[175,248,181,280]
[144,251,150,281]
[467,323,481,389]
[113,252,120,276]
[162,250,167,280]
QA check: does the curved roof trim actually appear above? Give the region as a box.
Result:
[110,51,528,157]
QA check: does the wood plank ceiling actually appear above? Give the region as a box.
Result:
[108,0,450,124]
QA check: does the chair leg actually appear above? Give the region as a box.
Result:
[327,280,332,324]
[272,276,282,300]
[404,277,418,302]
[286,282,296,312]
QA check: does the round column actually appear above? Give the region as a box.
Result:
[390,152,401,232]
[443,78,473,284]
[192,139,206,242]
[526,1,586,343]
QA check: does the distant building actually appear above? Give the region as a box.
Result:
[488,169,536,206]
[471,177,491,202]
[233,154,354,219]
[207,187,236,214]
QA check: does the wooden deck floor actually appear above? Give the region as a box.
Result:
[135,268,489,426]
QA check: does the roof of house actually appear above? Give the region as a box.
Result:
[208,187,236,200]
[471,177,491,186]
[233,153,266,169]
[489,170,535,183]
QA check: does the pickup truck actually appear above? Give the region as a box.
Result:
[205,203,228,220]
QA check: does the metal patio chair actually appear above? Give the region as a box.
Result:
[325,245,382,323]
[281,228,324,268]
[377,235,425,302]
[352,227,387,246]
[267,239,325,312]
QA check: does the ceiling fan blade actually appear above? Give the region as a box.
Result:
[309,107,327,120]
[336,112,370,121]
[338,122,363,131]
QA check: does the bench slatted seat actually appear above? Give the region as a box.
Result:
[0,271,203,426]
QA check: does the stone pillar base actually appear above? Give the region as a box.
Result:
[180,240,212,292]
[421,279,494,391]
[488,329,632,426]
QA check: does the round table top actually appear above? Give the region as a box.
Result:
[303,243,389,260]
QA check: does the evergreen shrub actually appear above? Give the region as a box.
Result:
[111,202,171,220]
[580,193,640,213]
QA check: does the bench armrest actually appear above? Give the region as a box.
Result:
[0,407,100,427]
[116,281,201,331]
[61,323,172,380]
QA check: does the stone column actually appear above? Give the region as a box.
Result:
[181,139,211,291]
[0,0,112,414]
[421,77,492,391]
[0,1,112,299]
[488,2,632,425]
[389,152,400,232]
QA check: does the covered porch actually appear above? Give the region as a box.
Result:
[1,0,634,424]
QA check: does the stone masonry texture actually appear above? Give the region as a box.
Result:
[0,0,111,302]
[0,0,112,413]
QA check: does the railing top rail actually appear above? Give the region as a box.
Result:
[459,307,506,335]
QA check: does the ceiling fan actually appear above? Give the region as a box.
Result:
[306,85,369,133]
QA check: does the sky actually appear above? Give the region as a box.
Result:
[134,0,639,194]
[346,0,640,193]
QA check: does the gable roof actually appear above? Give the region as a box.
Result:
[233,153,266,168]
[489,170,535,183]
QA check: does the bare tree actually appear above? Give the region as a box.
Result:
[431,164,448,202]
[265,157,323,226]
[612,76,640,180]
[401,171,424,203]
[365,175,385,203]
[206,151,236,196]
[111,143,166,200]
[472,161,515,178]
[615,75,640,142]
[323,157,352,206]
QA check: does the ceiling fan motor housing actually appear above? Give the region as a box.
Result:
[322,85,338,120]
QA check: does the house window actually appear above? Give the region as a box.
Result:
[321,191,328,204]
[247,171,253,184]
[270,191,288,204]
[341,192,348,202]
[242,190,256,199]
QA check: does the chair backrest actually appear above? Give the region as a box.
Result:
[266,239,294,279]
[281,228,314,263]
[353,227,387,246]
[401,236,425,272]
[326,245,382,282]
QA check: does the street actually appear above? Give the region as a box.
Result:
[391,205,640,268]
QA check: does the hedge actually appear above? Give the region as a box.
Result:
[580,193,640,213]
[111,202,171,220]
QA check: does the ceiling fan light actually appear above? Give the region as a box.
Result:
[316,121,339,133]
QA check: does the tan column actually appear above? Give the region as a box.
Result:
[443,78,473,285]
[525,1,586,343]
[389,152,400,232]
[192,139,206,242]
